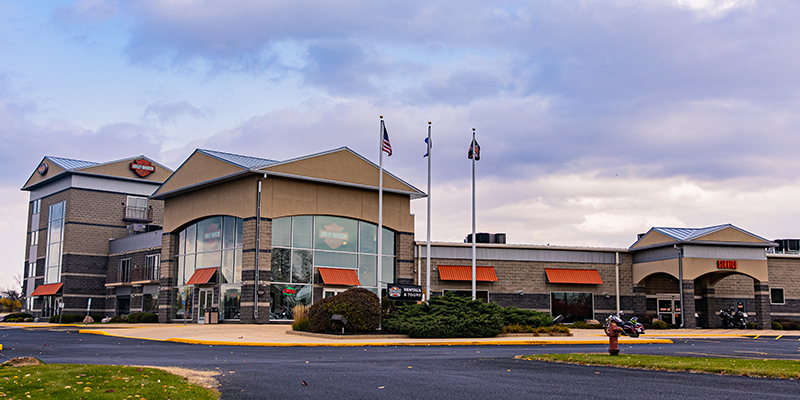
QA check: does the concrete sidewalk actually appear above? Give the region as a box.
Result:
[5,323,794,347]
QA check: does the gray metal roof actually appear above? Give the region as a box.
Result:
[652,224,730,241]
[46,156,99,170]
[198,149,278,169]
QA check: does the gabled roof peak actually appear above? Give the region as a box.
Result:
[198,149,278,169]
[46,156,99,170]
[651,224,732,242]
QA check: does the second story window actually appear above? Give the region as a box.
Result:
[124,196,151,222]
[31,199,41,215]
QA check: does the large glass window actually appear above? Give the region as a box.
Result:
[270,216,396,320]
[143,293,159,313]
[173,216,243,321]
[221,284,241,320]
[44,201,65,284]
[551,292,594,323]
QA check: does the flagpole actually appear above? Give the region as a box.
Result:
[378,116,384,309]
[426,121,432,302]
[471,127,477,301]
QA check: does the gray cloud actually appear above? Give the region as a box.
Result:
[144,101,208,126]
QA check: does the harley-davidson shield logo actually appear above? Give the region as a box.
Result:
[130,158,155,177]
[319,223,349,249]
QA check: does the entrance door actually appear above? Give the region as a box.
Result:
[657,297,682,325]
[198,289,213,324]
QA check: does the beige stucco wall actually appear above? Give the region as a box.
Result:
[163,176,258,232]
[81,158,172,183]
[262,176,414,233]
[694,228,767,244]
[633,257,768,284]
[157,152,244,196]
[23,160,66,189]
[631,231,674,249]
[264,149,412,193]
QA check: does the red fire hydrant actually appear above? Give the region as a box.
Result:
[607,322,622,356]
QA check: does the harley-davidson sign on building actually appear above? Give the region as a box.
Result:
[130,159,156,177]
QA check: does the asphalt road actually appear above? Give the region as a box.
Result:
[1,328,798,399]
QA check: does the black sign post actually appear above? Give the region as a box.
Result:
[387,284,424,302]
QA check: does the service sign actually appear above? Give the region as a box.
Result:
[387,284,423,301]
[717,260,737,270]
[130,158,156,177]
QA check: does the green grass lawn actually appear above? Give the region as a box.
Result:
[520,353,800,379]
[0,363,219,399]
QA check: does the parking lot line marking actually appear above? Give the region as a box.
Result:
[734,350,768,355]
[753,335,761,339]
[775,335,783,340]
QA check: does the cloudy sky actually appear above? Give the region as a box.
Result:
[3,0,800,290]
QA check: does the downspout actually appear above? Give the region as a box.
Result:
[615,251,620,315]
[255,174,265,321]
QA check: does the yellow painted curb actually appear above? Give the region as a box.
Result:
[77,329,672,347]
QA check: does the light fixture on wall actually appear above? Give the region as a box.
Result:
[518,290,523,295]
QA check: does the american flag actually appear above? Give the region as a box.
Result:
[468,138,480,160]
[382,124,392,156]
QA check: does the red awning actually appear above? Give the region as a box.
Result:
[545,268,603,284]
[318,267,361,286]
[437,265,498,282]
[31,283,63,296]
[186,267,217,285]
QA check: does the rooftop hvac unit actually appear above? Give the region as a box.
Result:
[127,224,145,235]
[465,233,507,244]
[774,239,800,254]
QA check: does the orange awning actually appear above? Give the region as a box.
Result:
[545,268,603,284]
[186,267,217,285]
[31,283,63,296]
[318,267,361,286]
[438,265,498,282]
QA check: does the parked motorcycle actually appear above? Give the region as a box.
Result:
[719,306,748,329]
[604,313,645,337]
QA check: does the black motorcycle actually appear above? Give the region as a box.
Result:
[603,313,645,337]
[719,306,748,329]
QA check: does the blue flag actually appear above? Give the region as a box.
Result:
[423,137,431,157]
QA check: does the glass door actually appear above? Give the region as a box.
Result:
[658,298,681,325]
[198,288,213,324]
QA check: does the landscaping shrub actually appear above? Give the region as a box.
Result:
[382,292,504,338]
[127,312,158,323]
[24,318,33,322]
[49,314,85,324]
[109,316,126,323]
[291,304,310,331]
[501,324,534,334]
[746,321,757,329]
[307,288,380,333]
[4,313,32,321]
[772,321,783,330]
[651,320,668,329]
[774,318,800,330]
[498,306,553,328]
[571,321,603,329]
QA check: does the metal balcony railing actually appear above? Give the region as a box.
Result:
[123,206,153,223]
[106,265,159,285]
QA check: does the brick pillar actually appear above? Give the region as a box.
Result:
[395,232,415,285]
[681,279,696,328]
[158,232,175,323]
[753,281,771,330]
[699,287,716,328]
[632,284,647,316]
[240,217,270,324]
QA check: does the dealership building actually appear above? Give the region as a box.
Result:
[20,148,800,329]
